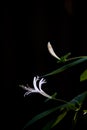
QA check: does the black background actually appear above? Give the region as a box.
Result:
[3,1,87,130]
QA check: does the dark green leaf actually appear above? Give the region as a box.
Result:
[42,120,54,130]
[51,110,67,128]
[80,69,87,82]
[70,91,87,107]
[58,91,87,112]
[43,58,87,77]
[22,106,60,129]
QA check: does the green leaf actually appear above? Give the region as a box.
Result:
[22,106,60,129]
[43,58,87,77]
[59,52,71,62]
[73,111,78,125]
[42,120,54,130]
[22,91,87,129]
[51,110,67,128]
[83,110,87,113]
[80,69,87,82]
[59,91,87,112]
[70,91,87,107]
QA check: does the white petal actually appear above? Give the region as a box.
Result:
[39,78,46,91]
[38,78,52,99]
[20,84,33,92]
[47,42,60,60]
[83,112,87,115]
[24,91,32,97]
[24,89,39,97]
[33,76,39,91]
[40,91,52,99]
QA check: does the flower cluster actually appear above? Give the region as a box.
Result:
[20,76,52,99]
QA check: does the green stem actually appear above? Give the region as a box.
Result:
[50,97,78,110]
[51,97,68,103]
[66,56,87,62]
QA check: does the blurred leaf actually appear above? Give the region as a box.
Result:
[70,91,87,107]
[22,106,61,129]
[44,58,87,77]
[58,91,87,112]
[42,120,54,130]
[51,110,67,128]
[23,91,87,129]
[72,111,78,126]
[83,110,87,113]
[80,69,87,82]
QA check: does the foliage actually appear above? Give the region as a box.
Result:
[20,42,87,130]
[80,69,87,82]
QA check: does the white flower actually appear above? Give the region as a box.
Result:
[83,111,87,115]
[20,76,52,99]
[83,112,87,115]
[47,42,60,60]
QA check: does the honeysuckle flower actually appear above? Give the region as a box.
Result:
[47,42,60,60]
[83,110,87,115]
[20,76,52,99]
[83,111,87,115]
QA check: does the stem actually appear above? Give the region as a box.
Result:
[66,56,87,62]
[50,97,78,110]
[52,97,68,103]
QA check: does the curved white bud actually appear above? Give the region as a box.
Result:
[47,42,60,60]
